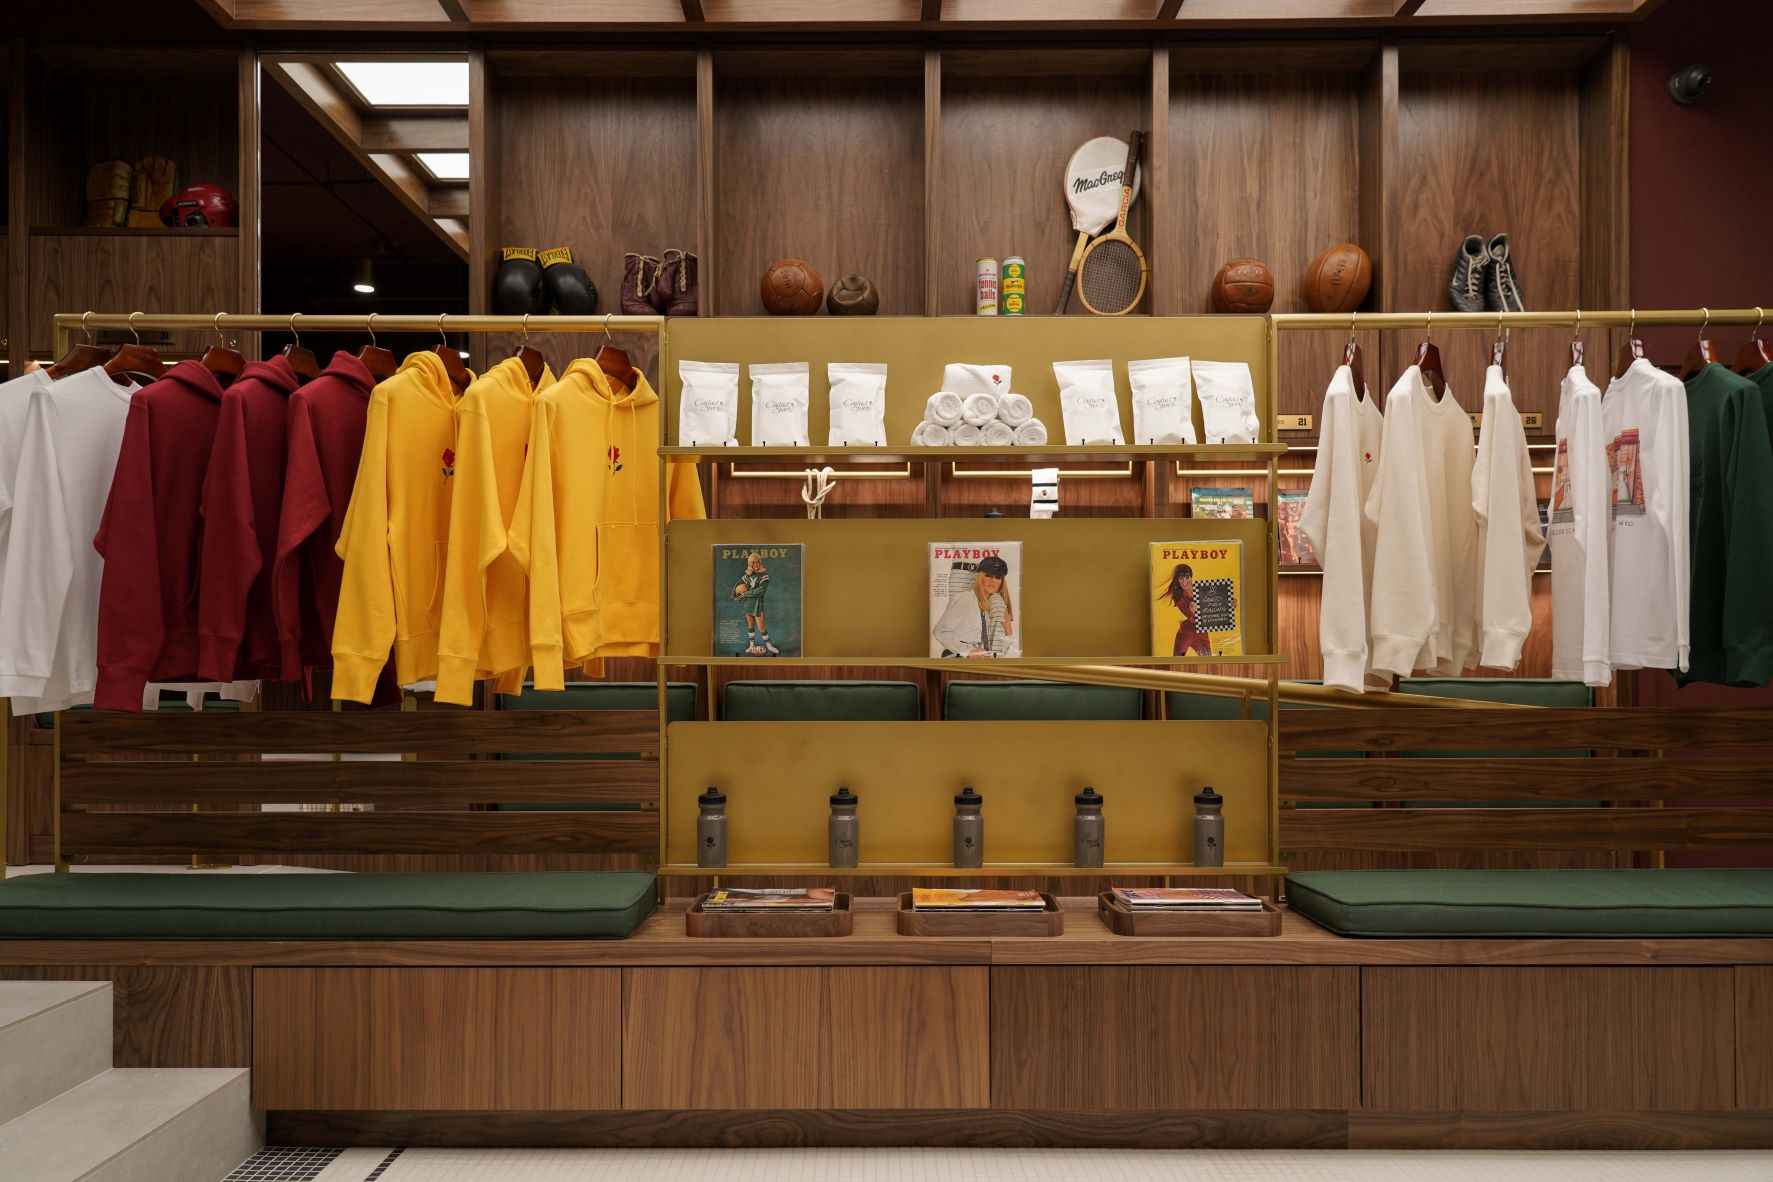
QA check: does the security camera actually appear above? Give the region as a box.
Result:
[1668,64,1712,105]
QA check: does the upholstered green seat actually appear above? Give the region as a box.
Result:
[1287,869,1773,938]
[945,681,1141,720]
[721,680,921,721]
[0,872,657,940]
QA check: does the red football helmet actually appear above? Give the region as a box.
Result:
[159,183,237,228]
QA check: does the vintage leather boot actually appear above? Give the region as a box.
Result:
[621,253,662,315]
[660,249,699,316]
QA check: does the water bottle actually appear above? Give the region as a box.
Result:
[828,786,860,868]
[697,786,728,868]
[952,786,984,868]
[1073,786,1105,868]
[1192,785,1224,868]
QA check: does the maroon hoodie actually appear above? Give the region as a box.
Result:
[197,355,300,681]
[273,351,374,683]
[93,360,225,711]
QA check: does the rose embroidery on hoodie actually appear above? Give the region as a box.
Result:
[441,447,455,478]
[608,445,623,474]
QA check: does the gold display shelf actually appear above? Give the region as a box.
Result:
[662,444,1288,464]
[661,655,1286,669]
[659,863,1288,878]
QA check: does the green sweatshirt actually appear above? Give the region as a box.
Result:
[1679,363,1773,687]
[1754,362,1773,449]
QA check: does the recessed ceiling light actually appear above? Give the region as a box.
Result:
[352,258,376,295]
[416,152,471,181]
[335,61,468,107]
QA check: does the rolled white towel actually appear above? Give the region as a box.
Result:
[925,391,964,427]
[960,392,1000,427]
[1013,418,1049,446]
[911,420,953,446]
[980,419,1015,447]
[952,422,985,446]
[997,392,1034,427]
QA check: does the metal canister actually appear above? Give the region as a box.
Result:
[953,785,984,868]
[697,786,728,868]
[828,786,860,869]
[1192,786,1224,868]
[975,257,999,316]
[1073,786,1104,868]
[1000,257,1027,316]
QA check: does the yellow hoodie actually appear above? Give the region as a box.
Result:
[511,360,705,690]
[435,356,556,706]
[331,351,467,703]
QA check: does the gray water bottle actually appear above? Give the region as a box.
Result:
[697,786,728,868]
[1073,786,1105,868]
[828,786,860,868]
[952,786,984,868]
[1192,786,1224,867]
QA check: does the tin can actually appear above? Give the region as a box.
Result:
[975,257,999,316]
[1001,257,1027,316]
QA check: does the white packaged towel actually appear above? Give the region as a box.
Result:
[925,391,964,427]
[911,420,954,446]
[750,361,811,446]
[1054,358,1126,445]
[952,423,985,446]
[941,363,1011,396]
[678,360,740,446]
[997,392,1034,426]
[827,362,888,446]
[961,392,1001,428]
[1190,359,1262,444]
[1128,356,1198,445]
[1013,419,1048,446]
[980,420,1016,446]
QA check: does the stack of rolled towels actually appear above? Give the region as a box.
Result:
[911,391,1049,447]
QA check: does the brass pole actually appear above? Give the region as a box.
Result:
[964,661,1529,709]
[54,312,667,334]
[1273,308,1773,331]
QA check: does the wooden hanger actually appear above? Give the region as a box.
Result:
[281,313,321,380]
[357,313,398,381]
[1343,312,1369,406]
[200,313,246,384]
[103,313,164,384]
[1614,308,1646,379]
[1416,312,1446,401]
[431,314,471,394]
[594,314,637,393]
[511,314,546,388]
[1735,306,1772,375]
[1680,307,1719,380]
[47,311,113,380]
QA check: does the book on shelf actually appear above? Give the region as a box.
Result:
[911,887,1046,911]
[714,543,804,657]
[1111,886,1263,911]
[701,887,836,912]
[1275,490,1318,568]
[929,541,1022,659]
[1149,540,1245,657]
[1190,486,1255,519]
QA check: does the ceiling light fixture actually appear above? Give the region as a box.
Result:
[352,258,377,295]
[334,61,469,107]
[415,152,471,182]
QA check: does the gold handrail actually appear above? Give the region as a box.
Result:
[961,661,1529,709]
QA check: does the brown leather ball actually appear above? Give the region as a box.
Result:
[761,258,825,315]
[827,273,879,315]
[1212,258,1275,314]
[1303,242,1373,313]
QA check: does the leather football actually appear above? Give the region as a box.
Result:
[1303,242,1373,313]
[761,258,825,316]
[1212,258,1275,314]
[827,274,879,315]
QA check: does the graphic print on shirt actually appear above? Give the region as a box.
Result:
[441,447,455,478]
[1550,441,1573,523]
[608,445,623,474]
[1606,428,1644,515]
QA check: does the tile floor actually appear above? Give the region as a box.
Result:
[214,1147,1773,1181]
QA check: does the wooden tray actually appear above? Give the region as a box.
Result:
[1097,893,1283,937]
[686,892,854,938]
[896,891,1064,937]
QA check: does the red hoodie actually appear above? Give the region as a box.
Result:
[197,355,300,680]
[92,360,225,711]
[273,351,374,683]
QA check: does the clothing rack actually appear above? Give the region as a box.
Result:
[1271,307,1772,331]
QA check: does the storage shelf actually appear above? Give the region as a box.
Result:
[660,863,1289,878]
[663,444,1289,464]
[30,225,239,238]
[661,655,1286,669]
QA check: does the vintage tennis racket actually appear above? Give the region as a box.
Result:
[1077,131,1148,316]
[1055,136,1141,315]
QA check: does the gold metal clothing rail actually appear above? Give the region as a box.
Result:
[1272,307,1772,331]
[963,662,1524,710]
[52,312,666,334]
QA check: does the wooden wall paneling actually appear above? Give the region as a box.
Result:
[468,48,494,372]
[1281,707,1773,753]
[27,233,241,356]
[923,49,941,316]
[696,49,716,316]
[253,967,621,1110]
[1146,47,1170,315]
[1361,41,1399,388]
[830,967,989,1108]
[1286,806,1773,853]
[1362,967,1735,1111]
[1578,34,1628,368]
[7,41,26,372]
[1738,966,1773,1109]
[0,966,251,1068]
[237,50,261,357]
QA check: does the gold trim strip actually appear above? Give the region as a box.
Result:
[727,463,913,481]
[949,462,1135,480]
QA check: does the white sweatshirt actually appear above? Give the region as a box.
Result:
[1365,367,1477,677]
[1470,365,1545,670]
[1548,365,1612,686]
[0,368,136,712]
[1602,358,1690,671]
[1301,365,1382,691]
[0,368,56,603]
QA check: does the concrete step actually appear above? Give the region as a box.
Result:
[0,982,111,1126]
[0,1067,259,1182]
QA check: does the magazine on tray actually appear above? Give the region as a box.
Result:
[713,543,804,657]
[911,888,1046,911]
[701,888,836,912]
[929,542,1022,659]
[1149,540,1245,658]
[1111,887,1262,910]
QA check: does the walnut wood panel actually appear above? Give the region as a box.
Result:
[1739,967,1773,1110]
[932,65,1145,316]
[253,967,620,1110]
[1283,757,1773,802]
[991,966,1359,1109]
[0,965,250,1068]
[828,967,989,1108]
[715,72,924,315]
[58,708,658,756]
[1577,38,1628,315]
[62,809,657,856]
[1362,967,1735,1111]
[1281,708,1773,753]
[61,758,659,806]
[1285,806,1773,852]
[1346,1110,1773,1151]
[28,234,239,355]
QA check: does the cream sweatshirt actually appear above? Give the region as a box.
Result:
[1470,365,1545,670]
[1548,365,1612,686]
[1602,358,1690,672]
[1300,365,1382,691]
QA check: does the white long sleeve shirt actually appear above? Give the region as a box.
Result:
[0,367,56,600]
[1301,364,1382,691]
[1548,365,1612,686]
[1471,365,1545,670]
[1602,358,1690,671]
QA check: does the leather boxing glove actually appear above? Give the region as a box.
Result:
[492,247,546,315]
[540,246,598,314]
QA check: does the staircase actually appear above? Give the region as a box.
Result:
[0,981,260,1181]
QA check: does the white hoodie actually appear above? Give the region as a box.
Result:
[1601,357,1690,671]
[1470,365,1545,669]
[1548,365,1612,686]
[1300,364,1383,691]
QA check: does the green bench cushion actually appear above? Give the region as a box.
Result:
[721,680,921,721]
[1287,869,1773,938]
[0,872,657,940]
[945,681,1141,721]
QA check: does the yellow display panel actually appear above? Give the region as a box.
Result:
[664,720,1270,869]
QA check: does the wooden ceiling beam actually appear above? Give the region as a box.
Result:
[682,0,705,20]
[436,0,470,19]
[1157,0,1183,17]
[922,0,942,20]
[360,114,470,153]
[429,187,471,218]
[1394,0,1429,15]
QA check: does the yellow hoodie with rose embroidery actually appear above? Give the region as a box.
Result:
[510,360,705,690]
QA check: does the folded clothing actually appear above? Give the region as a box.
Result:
[925,391,964,427]
[911,420,954,446]
[980,419,1015,446]
[961,392,1001,427]
[1013,418,1048,446]
[953,422,985,446]
[997,392,1034,426]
